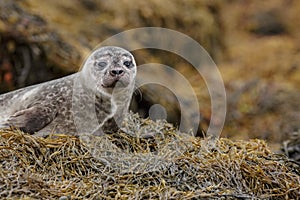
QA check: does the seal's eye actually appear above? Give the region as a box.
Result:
[97,61,107,68]
[123,61,132,68]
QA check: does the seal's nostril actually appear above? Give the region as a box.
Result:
[110,69,124,76]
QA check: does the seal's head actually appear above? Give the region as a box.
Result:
[82,46,137,95]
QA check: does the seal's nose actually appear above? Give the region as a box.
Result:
[110,69,124,76]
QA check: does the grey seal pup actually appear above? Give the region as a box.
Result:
[0,46,137,136]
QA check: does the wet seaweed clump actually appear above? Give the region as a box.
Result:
[0,113,299,199]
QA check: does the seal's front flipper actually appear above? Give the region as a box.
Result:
[6,106,57,134]
[92,126,105,136]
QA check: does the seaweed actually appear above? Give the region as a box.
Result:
[0,114,299,199]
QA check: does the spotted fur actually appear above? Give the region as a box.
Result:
[0,46,137,136]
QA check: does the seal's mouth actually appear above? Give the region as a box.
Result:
[101,82,116,88]
[101,79,128,88]
[101,71,131,89]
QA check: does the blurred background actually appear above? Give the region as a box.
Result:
[0,0,299,152]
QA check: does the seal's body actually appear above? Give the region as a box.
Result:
[0,46,137,136]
